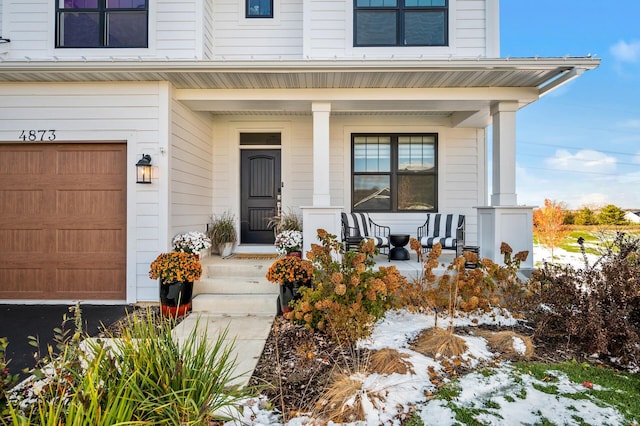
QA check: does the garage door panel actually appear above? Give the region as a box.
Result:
[57,229,124,253]
[0,143,126,300]
[0,190,44,215]
[57,190,125,217]
[0,268,47,298]
[0,150,44,175]
[0,229,43,252]
[57,149,126,176]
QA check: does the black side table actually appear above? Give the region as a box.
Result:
[389,234,410,261]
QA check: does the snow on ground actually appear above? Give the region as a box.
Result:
[226,308,628,426]
[226,246,626,426]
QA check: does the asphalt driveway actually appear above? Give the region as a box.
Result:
[0,304,132,379]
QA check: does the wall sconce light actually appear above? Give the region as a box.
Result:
[136,154,152,184]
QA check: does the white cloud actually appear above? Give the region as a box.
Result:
[610,40,640,63]
[634,151,640,164]
[545,149,616,173]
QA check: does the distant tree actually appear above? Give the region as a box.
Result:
[563,210,576,225]
[533,199,569,258]
[574,207,597,226]
[597,204,628,225]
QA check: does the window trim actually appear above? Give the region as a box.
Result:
[351,133,438,213]
[55,0,149,49]
[353,0,448,47]
[245,0,274,18]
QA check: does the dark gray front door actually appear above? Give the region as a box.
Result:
[240,149,281,244]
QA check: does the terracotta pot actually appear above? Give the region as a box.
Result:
[285,251,302,258]
[159,280,193,317]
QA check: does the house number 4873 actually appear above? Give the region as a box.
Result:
[19,130,57,141]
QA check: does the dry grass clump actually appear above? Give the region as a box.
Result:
[411,327,468,359]
[367,348,414,375]
[315,373,367,423]
[476,329,534,360]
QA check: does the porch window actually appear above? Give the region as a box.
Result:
[354,0,447,46]
[352,134,437,212]
[246,0,273,18]
[56,0,148,48]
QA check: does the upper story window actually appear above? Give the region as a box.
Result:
[352,134,437,212]
[246,0,273,18]
[56,0,148,48]
[354,0,447,47]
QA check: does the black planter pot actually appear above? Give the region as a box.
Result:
[278,280,306,314]
[159,280,193,317]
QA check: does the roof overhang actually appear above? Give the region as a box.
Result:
[0,57,600,127]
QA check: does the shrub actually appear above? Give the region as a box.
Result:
[5,307,245,424]
[287,229,408,343]
[404,240,530,315]
[525,232,640,367]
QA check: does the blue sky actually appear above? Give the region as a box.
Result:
[499,1,640,210]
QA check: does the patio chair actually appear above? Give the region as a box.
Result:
[416,213,465,260]
[341,212,390,255]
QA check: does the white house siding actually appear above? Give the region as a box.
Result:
[212,0,303,59]
[202,0,215,59]
[0,81,168,303]
[0,0,202,60]
[307,0,489,59]
[169,95,214,238]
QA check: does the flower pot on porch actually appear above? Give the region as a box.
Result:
[279,280,305,313]
[218,242,234,257]
[159,280,193,317]
[285,251,302,258]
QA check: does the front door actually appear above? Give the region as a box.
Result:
[240,149,281,244]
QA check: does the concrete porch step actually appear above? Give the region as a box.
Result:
[192,293,279,316]
[194,277,279,296]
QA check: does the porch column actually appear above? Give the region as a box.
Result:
[312,102,331,206]
[476,101,534,271]
[302,102,342,257]
[490,101,518,206]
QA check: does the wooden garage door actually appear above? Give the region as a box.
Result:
[0,143,126,300]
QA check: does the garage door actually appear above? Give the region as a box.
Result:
[0,143,126,300]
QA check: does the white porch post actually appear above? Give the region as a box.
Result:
[490,101,518,206]
[477,101,534,270]
[302,102,342,257]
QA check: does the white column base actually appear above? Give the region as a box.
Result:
[301,206,343,257]
[476,206,534,270]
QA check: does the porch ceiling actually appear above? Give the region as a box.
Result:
[0,57,599,127]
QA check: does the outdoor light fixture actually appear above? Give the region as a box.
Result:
[136,154,152,184]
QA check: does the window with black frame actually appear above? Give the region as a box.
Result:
[354,0,447,47]
[246,0,273,18]
[352,134,437,212]
[56,0,148,48]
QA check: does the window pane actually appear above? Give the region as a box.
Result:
[107,0,147,7]
[356,10,397,45]
[59,12,100,47]
[106,11,148,47]
[398,135,435,171]
[62,0,98,8]
[357,0,397,7]
[248,0,273,17]
[354,136,390,172]
[404,10,445,45]
[404,0,445,6]
[353,176,391,211]
[398,175,435,210]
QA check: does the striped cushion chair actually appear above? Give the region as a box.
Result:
[416,213,465,259]
[341,212,390,254]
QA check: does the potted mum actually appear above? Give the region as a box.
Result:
[275,229,303,257]
[266,256,313,313]
[149,252,203,317]
[172,231,211,257]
